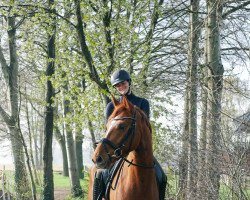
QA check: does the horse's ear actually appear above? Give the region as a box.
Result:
[121,95,133,110]
[111,95,120,107]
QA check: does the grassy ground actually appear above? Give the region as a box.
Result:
[165,169,250,200]
[3,170,250,199]
[219,184,250,200]
[3,170,89,200]
[53,171,89,200]
[54,171,89,190]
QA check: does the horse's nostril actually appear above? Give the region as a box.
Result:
[96,156,103,164]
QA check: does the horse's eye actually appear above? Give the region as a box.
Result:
[118,124,126,130]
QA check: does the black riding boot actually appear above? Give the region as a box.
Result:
[93,169,106,200]
[154,158,167,200]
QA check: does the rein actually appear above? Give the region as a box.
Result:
[123,158,155,169]
[110,157,155,193]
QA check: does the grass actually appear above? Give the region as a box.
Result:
[3,170,90,200]
[164,169,250,200]
[219,183,250,200]
[3,169,250,200]
[53,171,89,189]
[51,171,90,200]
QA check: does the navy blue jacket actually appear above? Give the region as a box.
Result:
[105,93,150,122]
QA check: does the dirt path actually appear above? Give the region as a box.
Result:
[54,189,70,200]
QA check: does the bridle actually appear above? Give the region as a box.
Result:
[97,108,155,169]
[99,110,136,161]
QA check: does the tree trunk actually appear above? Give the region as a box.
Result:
[19,127,37,200]
[54,104,69,177]
[63,86,83,197]
[178,87,189,200]
[39,123,44,168]
[54,125,69,177]
[75,130,84,179]
[206,0,224,199]
[197,86,208,198]
[9,126,31,199]
[25,87,40,186]
[197,15,209,199]
[33,115,40,169]
[74,0,109,94]
[42,0,56,198]
[88,118,97,150]
[187,0,200,199]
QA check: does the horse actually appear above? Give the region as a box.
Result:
[88,96,159,200]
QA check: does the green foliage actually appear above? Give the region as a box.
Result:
[150,94,181,165]
[1,0,249,199]
[1,0,182,143]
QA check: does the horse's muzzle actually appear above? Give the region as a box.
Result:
[96,155,103,164]
[93,155,109,169]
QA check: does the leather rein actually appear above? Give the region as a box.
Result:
[97,108,154,169]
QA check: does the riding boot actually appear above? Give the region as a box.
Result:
[154,157,167,200]
[93,169,105,200]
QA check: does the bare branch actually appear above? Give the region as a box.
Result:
[222,1,250,19]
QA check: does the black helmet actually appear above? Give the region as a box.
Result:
[110,69,131,86]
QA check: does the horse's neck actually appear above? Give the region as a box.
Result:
[127,121,154,169]
[124,138,154,176]
[122,150,155,185]
[135,125,154,164]
[128,147,154,166]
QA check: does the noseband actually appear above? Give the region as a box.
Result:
[98,110,137,162]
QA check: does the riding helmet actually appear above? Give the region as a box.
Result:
[110,69,131,86]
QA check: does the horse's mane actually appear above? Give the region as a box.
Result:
[134,106,152,133]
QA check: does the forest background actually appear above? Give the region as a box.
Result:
[0,0,249,200]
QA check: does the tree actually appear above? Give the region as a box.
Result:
[42,0,56,198]
[186,0,200,199]
[1,1,249,199]
[0,11,31,199]
[63,83,83,197]
[205,0,224,199]
[197,21,209,200]
[54,108,69,177]
[178,1,200,199]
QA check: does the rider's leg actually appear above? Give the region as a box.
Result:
[92,160,122,200]
[93,169,106,200]
[154,157,167,200]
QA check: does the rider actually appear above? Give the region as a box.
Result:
[106,69,149,121]
[93,69,167,200]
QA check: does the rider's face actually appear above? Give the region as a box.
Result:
[114,81,130,95]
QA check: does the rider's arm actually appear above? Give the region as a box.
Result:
[140,99,150,119]
[105,102,114,124]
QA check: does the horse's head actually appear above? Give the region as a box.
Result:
[92,96,148,169]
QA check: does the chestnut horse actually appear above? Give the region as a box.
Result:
[88,96,158,200]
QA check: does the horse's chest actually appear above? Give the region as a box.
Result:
[109,170,157,200]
